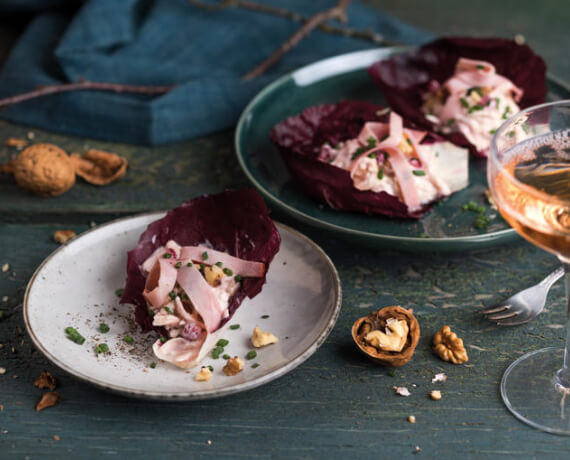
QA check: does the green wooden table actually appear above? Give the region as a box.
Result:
[1,2,569,458]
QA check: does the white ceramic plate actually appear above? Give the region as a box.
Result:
[24,213,341,400]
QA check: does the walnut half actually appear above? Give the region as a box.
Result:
[352,306,420,367]
[433,325,468,364]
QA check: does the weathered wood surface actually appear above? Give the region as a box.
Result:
[1,1,570,458]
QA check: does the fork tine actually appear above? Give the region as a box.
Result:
[485,310,519,321]
[496,316,532,327]
[479,305,509,315]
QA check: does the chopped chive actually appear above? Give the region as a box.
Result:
[211,346,224,359]
[99,323,110,333]
[446,118,456,126]
[367,137,377,149]
[202,251,208,260]
[435,151,440,158]
[95,343,109,354]
[163,306,174,315]
[377,169,384,180]
[351,146,366,160]
[65,327,85,345]
[229,324,240,330]
[476,64,485,70]
[389,369,397,377]
[208,365,214,372]
[502,106,511,119]
[261,315,270,319]
[150,362,157,369]
[186,262,193,267]
[148,308,155,317]
[223,354,231,360]
[252,363,260,369]
[412,170,426,176]
[200,263,205,271]
[419,233,430,239]
[380,134,389,141]
[468,104,484,114]
[406,138,413,145]
[474,214,491,229]
[223,267,233,276]
[168,291,176,300]
[174,262,182,269]
[461,201,485,213]
[245,350,257,360]
[234,274,243,282]
[216,339,229,347]
[215,261,223,267]
[489,129,496,134]
[163,253,172,259]
[368,153,376,159]
[123,336,134,344]
[160,336,167,343]
[460,97,469,109]
[114,288,124,298]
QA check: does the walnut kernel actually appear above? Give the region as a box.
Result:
[251,327,279,348]
[430,390,442,400]
[33,371,56,390]
[12,144,75,196]
[195,367,212,382]
[433,325,468,364]
[223,356,244,376]
[53,230,76,244]
[364,317,408,352]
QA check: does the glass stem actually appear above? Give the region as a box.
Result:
[558,261,570,388]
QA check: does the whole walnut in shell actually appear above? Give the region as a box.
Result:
[12,143,75,196]
[352,306,420,367]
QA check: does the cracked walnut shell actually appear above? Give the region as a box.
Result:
[12,143,75,196]
[70,149,127,185]
[352,306,420,367]
[433,325,468,364]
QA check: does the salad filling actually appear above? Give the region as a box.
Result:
[317,111,468,213]
[422,57,523,155]
[141,241,264,368]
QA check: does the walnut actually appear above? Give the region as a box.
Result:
[12,144,75,196]
[433,325,468,364]
[204,265,224,286]
[5,138,27,148]
[33,371,56,390]
[251,327,278,348]
[53,230,76,244]
[352,306,420,367]
[194,367,212,382]
[70,149,127,185]
[35,392,61,412]
[223,356,244,376]
[430,390,442,400]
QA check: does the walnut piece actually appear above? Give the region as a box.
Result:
[12,144,75,196]
[352,306,420,367]
[5,138,27,148]
[408,415,416,423]
[433,325,469,364]
[251,326,279,348]
[70,149,127,185]
[204,265,224,286]
[195,367,212,382]
[53,230,76,244]
[364,317,408,352]
[430,390,442,400]
[35,392,61,412]
[33,371,56,390]
[223,356,244,376]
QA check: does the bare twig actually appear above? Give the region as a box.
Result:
[242,0,352,80]
[190,0,389,45]
[0,81,174,110]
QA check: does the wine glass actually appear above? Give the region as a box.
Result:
[488,99,570,434]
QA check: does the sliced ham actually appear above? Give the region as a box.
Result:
[143,258,178,310]
[176,265,225,333]
[384,146,422,212]
[152,337,205,369]
[141,240,181,273]
[179,246,265,278]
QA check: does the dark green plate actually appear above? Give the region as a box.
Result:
[235,48,570,252]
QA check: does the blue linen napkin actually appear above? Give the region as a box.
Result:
[0,0,432,145]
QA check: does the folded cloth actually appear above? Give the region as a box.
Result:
[0,0,432,145]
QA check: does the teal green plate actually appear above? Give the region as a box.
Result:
[235,48,570,252]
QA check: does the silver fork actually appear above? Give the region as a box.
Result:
[479,266,565,326]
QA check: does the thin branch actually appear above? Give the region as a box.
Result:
[0,81,174,110]
[242,0,352,80]
[189,0,390,46]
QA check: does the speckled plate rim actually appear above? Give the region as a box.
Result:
[235,47,570,249]
[23,212,342,401]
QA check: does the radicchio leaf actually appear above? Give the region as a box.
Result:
[120,189,281,332]
[368,37,547,157]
